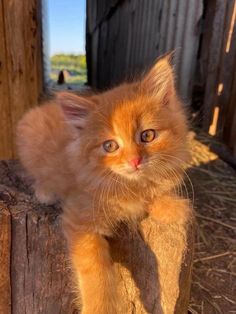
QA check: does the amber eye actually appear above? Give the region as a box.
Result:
[103,140,119,153]
[141,129,156,143]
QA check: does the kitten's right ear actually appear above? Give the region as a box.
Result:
[57,92,94,129]
[141,53,175,105]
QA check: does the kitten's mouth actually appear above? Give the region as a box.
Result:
[124,167,143,179]
[112,165,144,179]
[127,168,140,174]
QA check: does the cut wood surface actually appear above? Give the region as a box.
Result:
[0,160,194,314]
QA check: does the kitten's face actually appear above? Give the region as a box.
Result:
[86,96,187,181]
[59,56,188,183]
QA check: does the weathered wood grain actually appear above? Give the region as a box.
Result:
[0,2,14,158]
[0,160,76,314]
[202,0,228,130]
[199,0,236,157]
[224,58,236,157]
[0,205,11,314]
[0,0,43,158]
[220,1,236,154]
[86,0,203,101]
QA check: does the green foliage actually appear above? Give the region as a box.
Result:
[50,54,87,84]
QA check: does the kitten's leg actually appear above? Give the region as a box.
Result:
[67,232,117,314]
[148,195,191,225]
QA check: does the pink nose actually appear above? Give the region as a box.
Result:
[130,157,141,169]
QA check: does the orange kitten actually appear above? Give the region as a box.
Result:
[16,56,191,314]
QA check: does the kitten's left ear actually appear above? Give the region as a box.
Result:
[141,54,175,104]
[57,92,94,129]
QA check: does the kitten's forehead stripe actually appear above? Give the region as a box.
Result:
[111,100,140,146]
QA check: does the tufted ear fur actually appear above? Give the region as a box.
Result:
[57,92,94,129]
[141,54,176,104]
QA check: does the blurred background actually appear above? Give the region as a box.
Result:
[47,0,86,86]
[0,0,235,162]
[0,1,235,313]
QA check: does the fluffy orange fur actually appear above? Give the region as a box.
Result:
[16,56,191,313]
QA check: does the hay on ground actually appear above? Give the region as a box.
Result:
[186,132,236,314]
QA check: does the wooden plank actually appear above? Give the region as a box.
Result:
[108,5,120,86]
[91,29,99,87]
[86,0,202,102]
[142,0,153,63]
[228,69,236,157]
[0,205,11,314]
[127,0,137,70]
[125,0,133,72]
[159,0,169,55]
[132,0,143,70]
[2,0,43,157]
[0,1,13,158]
[114,1,129,82]
[137,0,148,66]
[197,0,217,90]
[145,0,161,63]
[203,0,228,130]
[3,0,28,130]
[166,0,178,51]
[179,0,203,101]
[40,0,49,87]
[172,0,188,82]
[223,44,236,154]
[10,207,74,313]
[23,0,42,108]
[86,0,93,33]
[97,20,108,87]
[0,160,75,314]
[217,0,236,136]
[86,0,93,85]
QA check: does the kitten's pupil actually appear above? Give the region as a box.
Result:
[103,140,119,153]
[141,129,156,143]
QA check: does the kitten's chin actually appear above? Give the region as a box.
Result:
[117,169,142,180]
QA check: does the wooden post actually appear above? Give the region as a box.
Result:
[0,160,194,314]
[0,0,44,159]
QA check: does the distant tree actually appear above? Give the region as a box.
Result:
[57,70,65,84]
[51,54,86,72]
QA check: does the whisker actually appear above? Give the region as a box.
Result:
[91,169,109,230]
[149,159,183,198]
[154,153,194,207]
[148,153,192,202]
[96,170,117,233]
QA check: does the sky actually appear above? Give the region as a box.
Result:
[47,0,86,56]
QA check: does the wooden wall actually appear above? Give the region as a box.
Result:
[198,0,236,155]
[0,0,235,158]
[86,0,236,157]
[0,0,44,159]
[86,0,203,101]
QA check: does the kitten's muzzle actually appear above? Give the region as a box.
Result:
[130,157,142,170]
